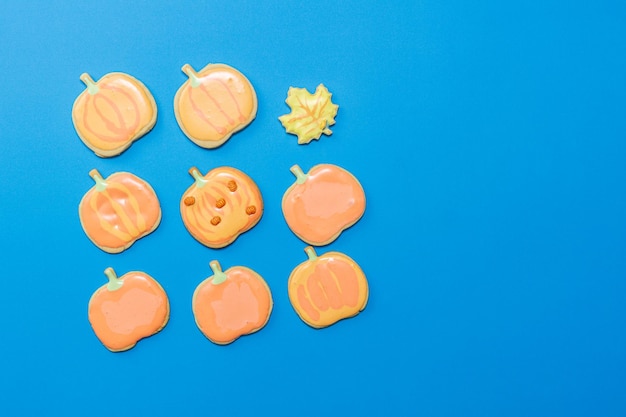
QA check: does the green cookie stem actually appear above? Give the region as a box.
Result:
[304,246,318,261]
[89,169,107,192]
[181,64,201,88]
[188,167,207,188]
[209,261,228,285]
[80,73,100,95]
[104,267,124,291]
[290,165,308,185]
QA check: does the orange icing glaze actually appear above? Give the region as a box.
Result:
[72,72,157,157]
[192,263,272,345]
[282,164,366,246]
[79,170,161,253]
[88,270,169,352]
[174,63,257,149]
[288,247,368,328]
[180,166,263,248]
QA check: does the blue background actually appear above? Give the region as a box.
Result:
[1,1,625,415]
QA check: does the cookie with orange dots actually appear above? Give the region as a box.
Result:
[72,72,157,157]
[288,246,368,328]
[79,169,161,253]
[192,260,273,345]
[180,166,263,248]
[174,63,257,149]
[88,267,169,352]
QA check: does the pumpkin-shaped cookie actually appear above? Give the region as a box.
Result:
[72,72,157,157]
[192,260,273,345]
[88,267,169,352]
[180,166,263,248]
[174,63,257,149]
[79,169,161,253]
[288,247,368,328]
[282,164,366,246]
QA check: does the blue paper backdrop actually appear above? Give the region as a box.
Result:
[1,1,625,416]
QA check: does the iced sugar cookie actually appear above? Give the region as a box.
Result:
[174,63,257,149]
[288,247,368,328]
[181,166,263,248]
[79,169,161,253]
[278,84,338,145]
[72,72,157,157]
[282,164,365,246]
[88,267,169,352]
[192,260,273,345]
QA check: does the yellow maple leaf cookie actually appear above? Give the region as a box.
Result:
[278,84,338,145]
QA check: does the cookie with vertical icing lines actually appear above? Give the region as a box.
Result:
[288,247,368,328]
[174,63,257,149]
[180,166,263,248]
[79,169,161,253]
[88,268,169,352]
[72,72,157,157]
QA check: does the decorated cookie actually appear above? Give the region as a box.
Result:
[278,84,338,144]
[79,169,161,253]
[174,63,257,149]
[72,72,157,157]
[88,267,169,352]
[181,166,263,248]
[282,164,365,246]
[192,260,273,345]
[288,246,368,328]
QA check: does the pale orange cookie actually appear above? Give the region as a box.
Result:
[288,247,368,328]
[282,164,365,246]
[79,169,161,253]
[72,72,157,157]
[174,63,257,149]
[88,267,169,352]
[192,260,273,345]
[180,166,263,248]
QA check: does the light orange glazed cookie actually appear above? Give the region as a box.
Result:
[88,267,169,352]
[174,63,257,149]
[180,166,263,248]
[282,164,365,246]
[288,247,368,328]
[79,169,161,253]
[192,260,273,345]
[72,72,157,157]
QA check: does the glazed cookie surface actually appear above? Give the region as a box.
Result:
[181,166,263,248]
[88,268,169,352]
[72,72,157,157]
[288,247,368,328]
[192,261,273,345]
[174,63,257,149]
[282,164,365,246]
[278,84,338,145]
[79,169,161,253]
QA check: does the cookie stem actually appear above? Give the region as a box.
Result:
[79,73,99,95]
[290,165,308,184]
[188,167,207,188]
[88,169,107,192]
[104,267,124,291]
[209,261,228,285]
[181,64,201,88]
[304,246,318,261]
